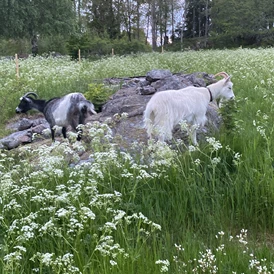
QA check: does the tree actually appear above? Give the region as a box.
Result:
[0,0,75,39]
[86,0,120,39]
[73,0,90,32]
[183,0,211,39]
[150,0,157,49]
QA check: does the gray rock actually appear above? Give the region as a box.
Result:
[32,124,50,134]
[146,69,173,82]
[2,70,220,150]
[18,118,34,131]
[101,87,151,117]
[151,75,188,91]
[0,130,32,150]
[137,85,156,95]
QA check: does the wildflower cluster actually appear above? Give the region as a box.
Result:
[0,121,163,273]
[186,137,242,173]
[143,140,177,172]
[156,229,274,273]
[155,259,170,273]
[253,110,268,139]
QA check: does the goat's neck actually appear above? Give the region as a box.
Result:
[32,99,47,113]
[207,80,224,100]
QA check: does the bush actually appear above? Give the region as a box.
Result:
[38,35,69,55]
[112,38,152,55]
[0,38,30,56]
[84,83,115,112]
[67,33,152,59]
[0,35,70,56]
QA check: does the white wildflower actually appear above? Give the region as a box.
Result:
[188,145,197,152]
[206,137,222,152]
[110,260,117,266]
[194,158,201,166]
[155,259,170,273]
[211,157,221,166]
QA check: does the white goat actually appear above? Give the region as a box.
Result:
[144,72,235,145]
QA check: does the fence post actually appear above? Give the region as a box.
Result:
[78,49,81,63]
[15,54,19,78]
[112,48,114,56]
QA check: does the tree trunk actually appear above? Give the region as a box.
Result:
[171,0,175,41]
[146,4,150,44]
[151,0,157,50]
[192,7,196,37]
[204,0,209,46]
[137,0,140,40]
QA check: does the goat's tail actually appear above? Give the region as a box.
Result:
[144,104,155,139]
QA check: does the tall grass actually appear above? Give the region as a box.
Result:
[1,48,274,273]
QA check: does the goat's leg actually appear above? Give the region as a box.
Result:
[76,133,82,141]
[189,125,198,146]
[79,107,86,124]
[76,111,87,141]
[62,127,67,138]
[153,116,172,142]
[71,119,83,141]
[51,128,55,142]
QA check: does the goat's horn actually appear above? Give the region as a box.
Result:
[23,92,38,98]
[214,72,229,79]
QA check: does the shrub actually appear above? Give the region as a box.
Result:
[112,38,152,55]
[67,33,152,59]
[0,38,30,56]
[38,35,69,55]
[84,83,115,112]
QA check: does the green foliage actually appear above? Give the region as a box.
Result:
[86,0,120,39]
[0,39,30,56]
[112,38,152,55]
[38,35,69,55]
[67,33,95,59]
[219,99,239,133]
[3,48,274,272]
[0,35,70,56]
[0,0,75,39]
[84,83,115,112]
[67,33,152,59]
[210,0,274,48]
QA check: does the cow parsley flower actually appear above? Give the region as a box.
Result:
[155,259,170,273]
[206,137,222,152]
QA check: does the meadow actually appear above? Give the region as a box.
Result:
[1,48,274,273]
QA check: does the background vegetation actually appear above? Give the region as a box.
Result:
[1,48,274,273]
[1,0,274,57]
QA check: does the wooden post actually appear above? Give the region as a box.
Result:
[112,48,114,56]
[78,49,81,63]
[15,54,19,78]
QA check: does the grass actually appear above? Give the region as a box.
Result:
[1,48,274,273]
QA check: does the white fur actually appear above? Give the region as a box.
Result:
[52,93,73,126]
[144,74,235,145]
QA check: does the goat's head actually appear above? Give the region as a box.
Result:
[16,92,38,113]
[214,72,235,101]
[78,101,97,124]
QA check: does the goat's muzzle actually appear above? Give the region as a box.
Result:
[16,107,23,113]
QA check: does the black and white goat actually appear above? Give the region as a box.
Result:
[144,72,235,145]
[16,92,97,141]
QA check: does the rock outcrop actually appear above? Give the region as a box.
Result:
[1,69,220,150]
